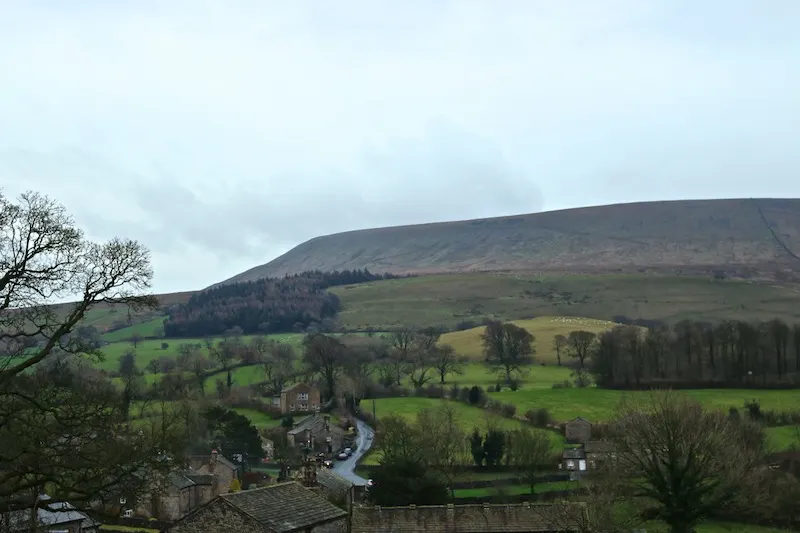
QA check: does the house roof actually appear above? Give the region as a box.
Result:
[187,473,214,485]
[219,482,347,532]
[6,495,90,531]
[170,472,196,490]
[566,417,590,425]
[562,448,586,460]
[281,382,316,393]
[316,468,354,494]
[584,441,615,454]
[351,503,582,533]
[188,453,239,471]
[287,414,345,437]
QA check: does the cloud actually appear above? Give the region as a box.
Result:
[0,0,799,292]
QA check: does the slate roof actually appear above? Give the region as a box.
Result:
[316,468,354,494]
[566,417,590,425]
[287,414,345,437]
[220,482,347,532]
[281,382,316,393]
[583,441,615,454]
[562,448,586,460]
[5,494,91,531]
[351,503,582,533]
[170,472,196,490]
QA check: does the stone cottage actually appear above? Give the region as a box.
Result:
[315,468,355,508]
[287,414,346,454]
[166,482,348,533]
[350,502,583,532]
[188,450,240,497]
[3,494,99,533]
[279,383,321,414]
[564,417,592,444]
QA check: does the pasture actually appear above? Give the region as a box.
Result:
[330,272,800,330]
[440,316,619,363]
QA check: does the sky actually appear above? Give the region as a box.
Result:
[1,0,799,294]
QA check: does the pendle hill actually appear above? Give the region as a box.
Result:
[220,198,800,285]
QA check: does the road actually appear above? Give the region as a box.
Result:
[331,418,374,486]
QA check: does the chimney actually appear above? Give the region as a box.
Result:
[209,450,218,473]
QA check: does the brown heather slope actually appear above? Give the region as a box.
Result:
[221,198,800,284]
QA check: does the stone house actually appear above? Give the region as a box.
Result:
[564,417,591,444]
[561,448,586,474]
[166,482,348,533]
[350,502,583,532]
[280,383,321,415]
[584,440,616,470]
[287,414,346,454]
[188,450,241,497]
[315,468,355,508]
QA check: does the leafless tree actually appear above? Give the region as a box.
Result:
[567,330,596,368]
[481,321,534,383]
[302,333,345,400]
[432,344,466,384]
[553,334,567,366]
[261,341,296,395]
[0,191,183,515]
[611,391,765,533]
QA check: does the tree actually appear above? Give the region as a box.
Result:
[302,333,345,400]
[506,428,551,492]
[118,349,143,419]
[611,392,765,533]
[469,428,485,467]
[146,358,161,375]
[260,340,296,395]
[481,321,535,383]
[213,328,243,394]
[567,330,596,368]
[482,429,506,467]
[200,406,263,461]
[0,191,185,514]
[129,333,143,348]
[433,344,465,384]
[553,334,567,366]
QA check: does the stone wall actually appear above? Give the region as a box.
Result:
[310,517,348,533]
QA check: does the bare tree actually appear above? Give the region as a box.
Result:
[129,333,143,348]
[261,341,296,395]
[506,428,552,493]
[567,330,596,368]
[302,333,345,400]
[611,391,765,533]
[433,344,466,384]
[481,321,534,383]
[553,334,567,366]
[0,191,183,515]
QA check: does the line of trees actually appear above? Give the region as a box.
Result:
[163,269,401,337]
[590,318,800,388]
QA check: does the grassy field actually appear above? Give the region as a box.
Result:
[331,273,800,330]
[440,316,620,363]
[102,316,167,342]
[766,425,800,451]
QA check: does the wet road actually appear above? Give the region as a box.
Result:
[331,418,374,486]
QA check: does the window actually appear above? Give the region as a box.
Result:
[300,404,309,411]
[566,460,574,468]
[298,392,309,400]
[290,404,295,410]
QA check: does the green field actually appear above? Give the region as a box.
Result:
[330,273,800,330]
[102,316,167,342]
[441,316,620,363]
[766,425,800,451]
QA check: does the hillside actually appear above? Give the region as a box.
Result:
[221,198,800,284]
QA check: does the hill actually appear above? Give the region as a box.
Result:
[220,198,800,284]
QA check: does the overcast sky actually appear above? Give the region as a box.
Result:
[1,1,799,294]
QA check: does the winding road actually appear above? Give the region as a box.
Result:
[332,418,374,486]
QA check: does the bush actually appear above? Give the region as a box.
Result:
[414,385,445,399]
[468,386,486,406]
[448,382,460,400]
[160,342,169,350]
[494,383,502,392]
[508,380,519,391]
[501,403,517,418]
[486,399,503,414]
[571,369,592,388]
[281,416,294,428]
[458,387,471,403]
[745,399,762,421]
[526,408,553,428]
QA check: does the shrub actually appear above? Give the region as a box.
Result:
[508,379,519,391]
[571,369,592,388]
[455,320,478,331]
[728,407,740,421]
[526,408,553,428]
[486,399,503,414]
[459,387,471,403]
[281,416,294,428]
[160,342,169,350]
[468,386,486,406]
[501,403,517,418]
[448,382,460,400]
[745,399,762,421]
[415,385,445,399]
[494,383,502,393]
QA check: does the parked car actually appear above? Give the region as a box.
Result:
[323,460,333,468]
[337,452,348,460]
[344,447,353,456]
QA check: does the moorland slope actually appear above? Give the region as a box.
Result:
[221,198,800,284]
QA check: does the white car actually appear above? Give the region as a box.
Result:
[337,452,348,460]
[344,447,353,456]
